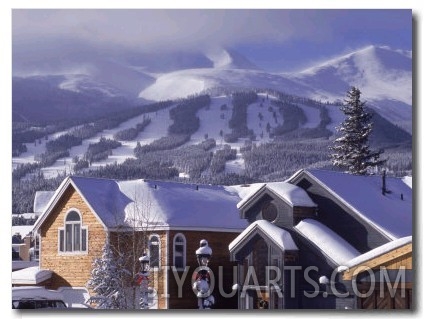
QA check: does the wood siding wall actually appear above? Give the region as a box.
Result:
[167,230,240,309]
[39,186,106,290]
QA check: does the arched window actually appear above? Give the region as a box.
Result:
[173,233,186,270]
[149,234,160,269]
[58,210,87,253]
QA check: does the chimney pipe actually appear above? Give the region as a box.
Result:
[382,169,387,195]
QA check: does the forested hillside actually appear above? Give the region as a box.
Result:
[12,89,412,216]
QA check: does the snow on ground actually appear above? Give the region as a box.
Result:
[247,95,280,142]
[188,96,232,145]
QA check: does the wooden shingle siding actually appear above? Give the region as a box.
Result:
[40,186,106,290]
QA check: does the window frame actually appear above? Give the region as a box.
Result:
[173,233,187,271]
[58,209,88,255]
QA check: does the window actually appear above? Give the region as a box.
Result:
[149,235,160,269]
[262,201,278,222]
[59,210,87,253]
[173,233,186,270]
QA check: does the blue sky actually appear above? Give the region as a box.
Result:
[12,9,412,73]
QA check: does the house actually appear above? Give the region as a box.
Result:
[12,225,39,271]
[11,191,52,270]
[17,175,250,309]
[228,169,413,310]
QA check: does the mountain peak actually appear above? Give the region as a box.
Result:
[205,48,259,70]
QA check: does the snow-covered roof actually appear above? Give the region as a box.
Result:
[266,182,317,207]
[12,266,53,285]
[235,183,266,208]
[236,181,316,209]
[229,220,298,252]
[289,169,412,239]
[33,191,56,214]
[338,236,412,272]
[295,219,360,266]
[35,176,248,231]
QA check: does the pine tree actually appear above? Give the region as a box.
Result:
[330,86,386,175]
[86,241,131,309]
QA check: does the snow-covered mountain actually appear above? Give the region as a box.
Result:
[286,45,412,132]
[137,45,412,132]
[13,45,412,132]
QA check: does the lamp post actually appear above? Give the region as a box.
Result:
[136,254,150,309]
[192,239,215,309]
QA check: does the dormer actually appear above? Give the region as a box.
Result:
[237,182,317,228]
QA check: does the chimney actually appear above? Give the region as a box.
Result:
[382,169,387,195]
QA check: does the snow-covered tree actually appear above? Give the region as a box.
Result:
[86,240,131,309]
[330,86,386,175]
[87,190,162,309]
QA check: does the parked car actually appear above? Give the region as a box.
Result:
[12,286,67,309]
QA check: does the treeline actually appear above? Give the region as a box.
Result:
[12,171,65,215]
[113,117,151,141]
[134,134,191,157]
[242,139,334,181]
[225,91,258,142]
[168,94,211,135]
[86,139,216,181]
[12,100,173,156]
[209,145,237,175]
[271,100,307,136]
[85,137,122,164]
[274,104,333,140]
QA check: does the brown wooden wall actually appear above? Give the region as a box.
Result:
[37,184,242,309]
[39,186,106,290]
[167,230,240,309]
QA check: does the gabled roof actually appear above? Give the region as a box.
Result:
[229,220,298,254]
[288,169,412,240]
[236,181,317,212]
[338,236,412,276]
[295,219,361,266]
[33,191,56,215]
[33,176,248,232]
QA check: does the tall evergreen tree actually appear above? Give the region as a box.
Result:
[86,241,131,309]
[330,86,386,175]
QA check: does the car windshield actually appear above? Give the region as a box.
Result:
[12,299,67,309]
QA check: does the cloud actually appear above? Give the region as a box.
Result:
[11,9,412,75]
[12,9,331,52]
